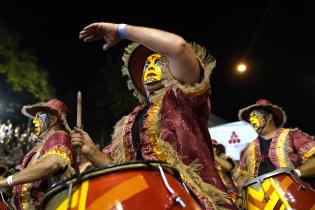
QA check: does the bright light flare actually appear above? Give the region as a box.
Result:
[237,64,247,72]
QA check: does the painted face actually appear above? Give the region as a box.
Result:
[33,112,50,135]
[143,53,165,85]
[249,109,269,134]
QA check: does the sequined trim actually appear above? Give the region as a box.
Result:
[275,129,291,167]
[302,147,315,161]
[145,99,166,161]
[247,141,258,179]
[20,183,32,210]
[41,148,72,164]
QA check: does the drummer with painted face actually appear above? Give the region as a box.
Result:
[236,99,315,209]
[71,22,238,209]
[0,99,75,210]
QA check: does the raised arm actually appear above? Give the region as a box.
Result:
[79,22,200,85]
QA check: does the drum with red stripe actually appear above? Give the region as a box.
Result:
[41,161,201,210]
[243,168,315,210]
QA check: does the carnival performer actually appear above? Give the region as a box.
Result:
[212,141,237,202]
[71,22,237,209]
[236,99,315,209]
[0,99,75,210]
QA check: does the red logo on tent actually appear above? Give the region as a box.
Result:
[228,131,241,144]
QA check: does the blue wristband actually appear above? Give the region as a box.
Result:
[118,23,127,39]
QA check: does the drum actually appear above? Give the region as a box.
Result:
[0,190,9,210]
[41,161,201,210]
[243,167,315,210]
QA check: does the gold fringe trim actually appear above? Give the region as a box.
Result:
[39,154,75,179]
[247,142,256,179]
[276,129,291,168]
[145,91,230,209]
[174,42,215,96]
[110,87,229,209]
[20,183,33,210]
[42,148,72,164]
[121,43,147,103]
[291,128,315,161]
[157,139,231,210]
[111,116,129,163]
[303,147,315,161]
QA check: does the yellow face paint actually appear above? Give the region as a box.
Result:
[143,53,165,85]
[33,112,49,135]
[33,115,41,135]
[249,110,267,133]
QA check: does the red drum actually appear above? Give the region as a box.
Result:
[41,161,201,210]
[243,167,315,210]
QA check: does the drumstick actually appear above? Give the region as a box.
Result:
[75,91,82,177]
[76,91,82,129]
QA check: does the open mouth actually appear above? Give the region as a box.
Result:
[147,73,157,77]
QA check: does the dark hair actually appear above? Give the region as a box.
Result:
[214,144,225,155]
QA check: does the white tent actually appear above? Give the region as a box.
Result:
[208,121,257,160]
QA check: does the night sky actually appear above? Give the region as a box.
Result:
[0,0,314,136]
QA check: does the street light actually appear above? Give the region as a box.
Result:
[237,63,247,73]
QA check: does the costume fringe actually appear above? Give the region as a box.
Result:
[111,116,129,163]
[246,141,258,180]
[121,43,147,103]
[156,138,231,210]
[290,128,315,162]
[121,42,215,102]
[39,154,75,179]
[147,94,230,209]
[174,42,216,96]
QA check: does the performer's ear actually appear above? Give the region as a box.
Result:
[49,114,58,126]
[267,114,273,123]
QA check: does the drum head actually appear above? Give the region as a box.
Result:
[41,161,200,210]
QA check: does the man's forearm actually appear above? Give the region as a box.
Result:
[124,24,200,84]
[11,160,60,186]
[125,25,186,58]
[298,156,315,177]
[214,155,233,172]
[85,147,111,168]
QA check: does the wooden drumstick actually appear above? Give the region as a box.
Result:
[75,91,82,175]
[76,91,82,129]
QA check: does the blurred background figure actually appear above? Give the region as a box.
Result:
[212,140,238,202]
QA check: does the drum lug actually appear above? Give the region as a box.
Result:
[158,165,187,208]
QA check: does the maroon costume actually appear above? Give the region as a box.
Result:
[238,100,315,181]
[12,99,75,210]
[240,128,315,180]
[101,43,234,209]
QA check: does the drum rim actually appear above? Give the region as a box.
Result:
[243,167,293,188]
[40,160,182,208]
